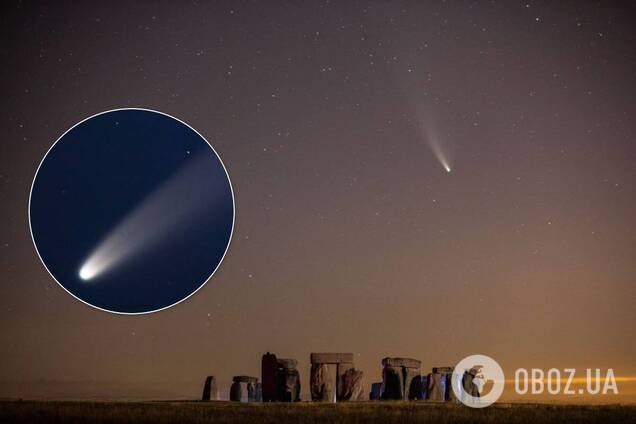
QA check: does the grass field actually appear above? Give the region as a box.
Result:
[1,400,635,424]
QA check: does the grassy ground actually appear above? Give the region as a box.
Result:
[1,400,634,424]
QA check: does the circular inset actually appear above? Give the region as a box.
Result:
[452,354,505,408]
[29,109,235,314]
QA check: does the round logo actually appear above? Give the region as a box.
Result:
[452,354,505,408]
[29,109,235,314]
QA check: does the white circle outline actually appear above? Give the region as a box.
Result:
[451,354,505,408]
[28,108,236,315]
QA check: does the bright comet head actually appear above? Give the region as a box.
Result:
[79,264,96,281]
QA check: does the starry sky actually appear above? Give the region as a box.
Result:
[1,1,635,402]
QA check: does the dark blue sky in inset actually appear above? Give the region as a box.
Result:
[29,109,234,313]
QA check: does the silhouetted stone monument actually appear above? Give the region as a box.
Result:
[261,352,301,402]
[310,352,364,401]
[278,358,301,402]
[230,380,241,402]
[201,376,220,401]
[419,375,429,400]
[261,352,279,402]
[230,375,259,402]
[380,357,422,400]
[255,382,263,402]
[340,368,365,400]
[310,361,335,401]
[426,367,454,401]
[369,382,383,400]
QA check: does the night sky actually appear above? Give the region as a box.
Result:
[1,1,635,401]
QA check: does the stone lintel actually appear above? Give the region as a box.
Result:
[310,352,354,364]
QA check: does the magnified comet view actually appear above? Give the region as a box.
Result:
[78,153,223,281]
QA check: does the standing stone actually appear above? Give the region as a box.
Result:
[336,362,354,399]
[427,373,443,400]
[230,381,242,402]
[261,352,278,402]
[445,373,458,401]
[247,382,257,402]
[339,368,365,401]
[380,358,421,400]
[278,361,301,402]
[202,376,219,401]
[230,376,259,402]
[405,367,422,400]
[381,365,404,399]
[310,363,335,401]
[427,367,454,401]
[255,382,263,402]
[262,353,301,402]
[369,382,383,400]
[419,375,429,400]
[310,353,363,402]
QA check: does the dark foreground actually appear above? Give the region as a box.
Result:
[1,400,635,424]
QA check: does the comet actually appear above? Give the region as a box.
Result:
[78,153,225,281]
[409,104,453,173]
[425,126,452,173]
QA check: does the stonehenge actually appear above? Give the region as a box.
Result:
[261,352,301,402]
[229,375,259,402]
[310,352,364,401]
[203,353,463,403]
[201,376,219,401]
